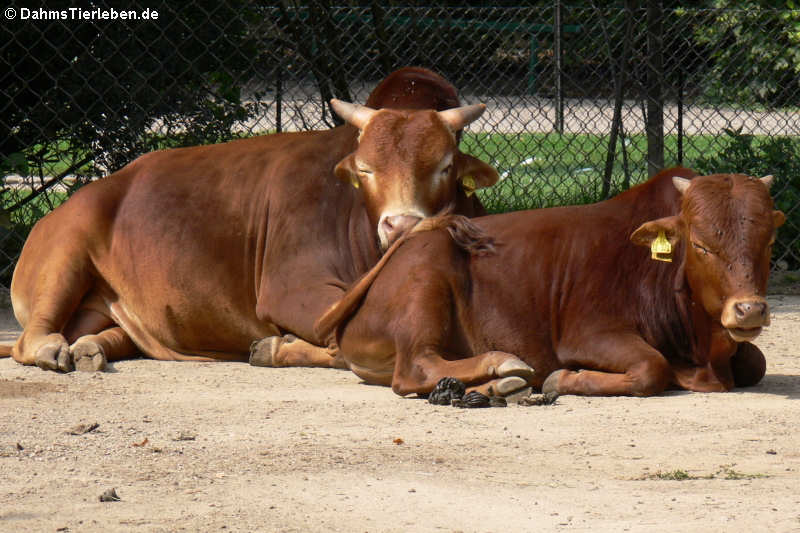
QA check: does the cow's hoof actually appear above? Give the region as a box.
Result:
[452,391,491,408]
[504,386,533,403]
[542,370,565,394]
[496,359,535,382]
[35,340,72,372]
[489,376,528,397]
[71,340,107,372]
[428,377,466,405]
[249,336,281,367]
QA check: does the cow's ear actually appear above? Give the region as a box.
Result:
[334,154,361,189]
[630,216,683,247]
[455,153,499,196]
[773,210,786,229]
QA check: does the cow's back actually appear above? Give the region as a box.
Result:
[13,127,361,359]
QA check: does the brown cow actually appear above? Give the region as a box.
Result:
[2,67,500,372]
[315,168,784,397]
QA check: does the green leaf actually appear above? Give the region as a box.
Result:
[2,152,29,175]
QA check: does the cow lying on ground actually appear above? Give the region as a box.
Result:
[315,168,784,397]
[1,67,499,372]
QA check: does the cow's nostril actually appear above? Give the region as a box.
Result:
[734,301,767,319]
[379,215,422,248]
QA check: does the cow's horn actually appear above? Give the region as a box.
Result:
[760,175,774,189]
[438,103,487,131]
[330,99,377,130]
[672,176,691,195]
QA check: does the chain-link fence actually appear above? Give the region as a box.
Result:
[2,3,800,287]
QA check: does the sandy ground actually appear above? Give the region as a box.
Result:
[1,297,800,533]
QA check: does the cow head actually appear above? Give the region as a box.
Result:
[331,99,499,251]
[631,173,785,343]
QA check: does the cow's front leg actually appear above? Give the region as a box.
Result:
[674,342,766,390]
[730,342,766,387]
[543,331,672,396]
[671,327,744,392]
[249,335,349,369]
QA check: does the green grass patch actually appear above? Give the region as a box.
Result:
[462,131,722,213]
[638,465,768,481]
[5,192,68,224]
[22,141,94,177]
[647,469,695,481]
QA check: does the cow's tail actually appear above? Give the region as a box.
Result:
[0,344,13,357]
[314,212,494,341]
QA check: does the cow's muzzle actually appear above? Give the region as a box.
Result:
[378,214,422,251]
[721,297,769,342]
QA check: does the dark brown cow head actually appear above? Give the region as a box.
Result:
[631,173,785,343]
[331,99,499,251]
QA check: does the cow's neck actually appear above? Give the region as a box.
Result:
[630,244,694,363]
[680,279,738,387]
[346,199,382,278]
[332,126,384,279]
[611,176,690,360]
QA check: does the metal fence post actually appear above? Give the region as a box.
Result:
[646,0,664,176]
[276,52,283,134]
[554,0,564,134]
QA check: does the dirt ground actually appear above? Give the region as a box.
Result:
[1,296,800,533]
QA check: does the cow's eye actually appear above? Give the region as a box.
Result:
[692,242,710,255]
[357,168,373,177]
[441,164,453,175]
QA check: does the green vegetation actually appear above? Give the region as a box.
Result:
[639,465,768,481]
[693,2,800,108]
[464,131,725,212]
[646,469,695,481]
[693,128,800,267]
[2,192,68,225]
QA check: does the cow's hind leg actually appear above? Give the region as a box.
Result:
[64,309,138,371]
[380,272,534,397]
[12,275,93,372]
[543,332,672,396]
[467,377,531,397]
[249,334,348,369]
[69,329,138,371]
[13,333,72,372]
[391,349,535,397]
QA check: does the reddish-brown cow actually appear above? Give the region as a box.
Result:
[2,67,500,372]
[316,168,784,397]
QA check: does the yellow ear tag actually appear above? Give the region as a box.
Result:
[651,230,672,262]
[462,176,476,197]
[350,176,359,189]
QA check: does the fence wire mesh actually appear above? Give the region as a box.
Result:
[2,4,800,287]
